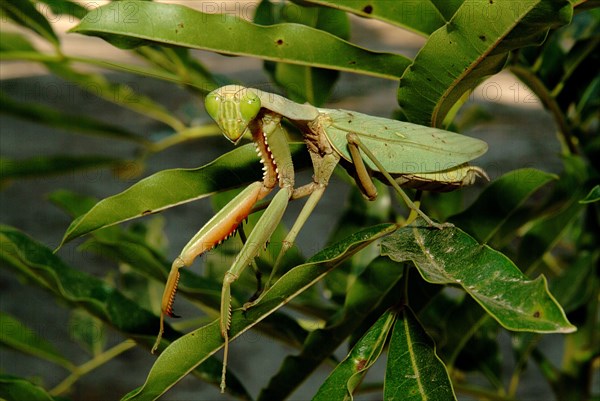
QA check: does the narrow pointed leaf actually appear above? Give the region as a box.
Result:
[1,225,159,338]
[123,224,396,401]
[439,296,502,382]
[0,155,121,182]
[0,313,74,370]
[449,168,557,242]
[1,0,59,47]
[69,310,106,356]
[59,143,309,246]
[45,63,187,132]
[381,221,575,333]
[0,375,56,401]
[550,251,598,313]
[36,0,88,20]
[385,307,456,400]
[133,46,219,91]
[516,157,588,269]
[579,184,600,204]
[517,192,585,269]
[0,30,37,52]
[313,310,396,401]
[71,1,410,80]
[397,0,573,125]
[0,93,146,143]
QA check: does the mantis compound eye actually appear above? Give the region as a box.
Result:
[238,91,261,122]
[204,91,221,122]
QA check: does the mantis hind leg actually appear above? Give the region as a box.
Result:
[346,132,450,229]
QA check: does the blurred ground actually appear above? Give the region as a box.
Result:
[1,2,561,400]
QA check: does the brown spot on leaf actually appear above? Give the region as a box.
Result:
[276,39,284,45]
[355,358,367,371]
[479,35,486,41]
[362,5,373,14]
[142,210,153,216]
[533,311,541,318]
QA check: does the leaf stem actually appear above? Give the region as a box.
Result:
[147,124,223,153]
[509,65,577,155]
[454,382,518,401]
[49,340,137,396]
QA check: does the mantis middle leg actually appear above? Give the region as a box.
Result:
[346,132,450,229]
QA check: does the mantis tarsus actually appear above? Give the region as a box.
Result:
[151,85,488,392]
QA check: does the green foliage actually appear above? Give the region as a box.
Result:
[1,1,597,400]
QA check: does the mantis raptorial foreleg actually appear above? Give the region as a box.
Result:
[152,109,290,353]
[151,181,269,353]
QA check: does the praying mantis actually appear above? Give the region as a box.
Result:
[151,85,488,392]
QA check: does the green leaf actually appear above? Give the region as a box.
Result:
[0,225,158,339]
[384,307,456,400]
[439,297,502,387]
[580,184,600,203]
[0,312,74,370]
[59,143,310,246]
[398,0,573,125]
[1,0,59,47]
[255,1,350,105]
[313,310,396,401]
[44,63,187,132]
[0,92,147,143]
[449,168,558,243]
[303,0,448,35]
[380,221,576,333]
[0,30,37,52]
[133,46,219,92]
[71,1,410,80]
[549,251,598,313]
[516,157,588,270]
[48,189,101,218]
[258,255,403,400]
[124,223,396,400]
[0,375,56,401]
[0,225,250,396]
[430,0,464,21]
[323,182,394,301]
[49,189,225,325]
[69,309,106,356]
[0,48,204,93]
[36,0,88,20]
[0,155,122,181]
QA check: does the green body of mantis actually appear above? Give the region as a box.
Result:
[152,85,488,392]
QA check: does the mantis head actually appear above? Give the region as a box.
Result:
[205,85,262,144]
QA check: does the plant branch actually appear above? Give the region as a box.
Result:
[49,340,137,396]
